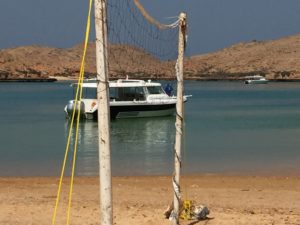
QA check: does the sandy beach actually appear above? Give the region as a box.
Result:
[1,175,300,225]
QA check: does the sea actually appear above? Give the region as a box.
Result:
[1,81,300,177]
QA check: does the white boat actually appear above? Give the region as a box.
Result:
[65,78,190,119]
[245,75,268,84]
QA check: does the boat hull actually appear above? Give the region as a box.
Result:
[89,103,176,119]
[245,80,268,84]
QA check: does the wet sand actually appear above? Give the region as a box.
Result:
[1,175,300,225]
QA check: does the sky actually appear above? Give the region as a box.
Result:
[1,0,300,55]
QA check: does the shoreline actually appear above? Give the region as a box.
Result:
[1,77,300,82]
[1,175,300,224]
[0,78,57,82]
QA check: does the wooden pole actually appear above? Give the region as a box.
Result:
[94,0,113,225]
[172,12,186,225]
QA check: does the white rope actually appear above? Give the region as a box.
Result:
[133,0,180,29]
[167,19,180,29]
[172,176,181,201]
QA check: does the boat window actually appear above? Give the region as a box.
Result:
[147,86,164,94]
[109,87,117,100]
[83,88,97,99]
[113,87,145,101]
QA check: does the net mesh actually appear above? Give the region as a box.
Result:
[106,0,180,79]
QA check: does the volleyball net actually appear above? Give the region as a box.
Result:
[106,0,182,79]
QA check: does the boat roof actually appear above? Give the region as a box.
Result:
[245,75,264,79]
[73,79,162,88]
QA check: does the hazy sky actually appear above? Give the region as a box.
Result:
[1,0,300,55]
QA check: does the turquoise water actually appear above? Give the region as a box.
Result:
[1,81,300,176]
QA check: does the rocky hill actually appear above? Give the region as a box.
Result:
[1,34,300,80]
[185,34,300,80]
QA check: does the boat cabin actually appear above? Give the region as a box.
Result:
[74,79,166,102]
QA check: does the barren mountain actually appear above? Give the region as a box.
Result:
[185,34,300,80]
[0,43,173,80]
[1,34,300,80]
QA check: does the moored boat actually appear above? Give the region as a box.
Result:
[245,75,268,84]
[65,78,190,119]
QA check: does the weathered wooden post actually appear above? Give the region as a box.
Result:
[172,12,187,225]
[94,0,113,224]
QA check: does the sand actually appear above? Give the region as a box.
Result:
[1,175,300,225]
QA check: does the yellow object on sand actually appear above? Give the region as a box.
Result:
[180,200,194,220]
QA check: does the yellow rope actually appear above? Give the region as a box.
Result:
[51,0,93,224]
[66,0,93,223]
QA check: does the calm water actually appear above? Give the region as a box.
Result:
[1,81,300,176]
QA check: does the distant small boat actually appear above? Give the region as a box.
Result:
[245,75,268,84]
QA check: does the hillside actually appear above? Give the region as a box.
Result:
[185,34,300,80]
[1,34,300,80]
[0,43,172,80]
